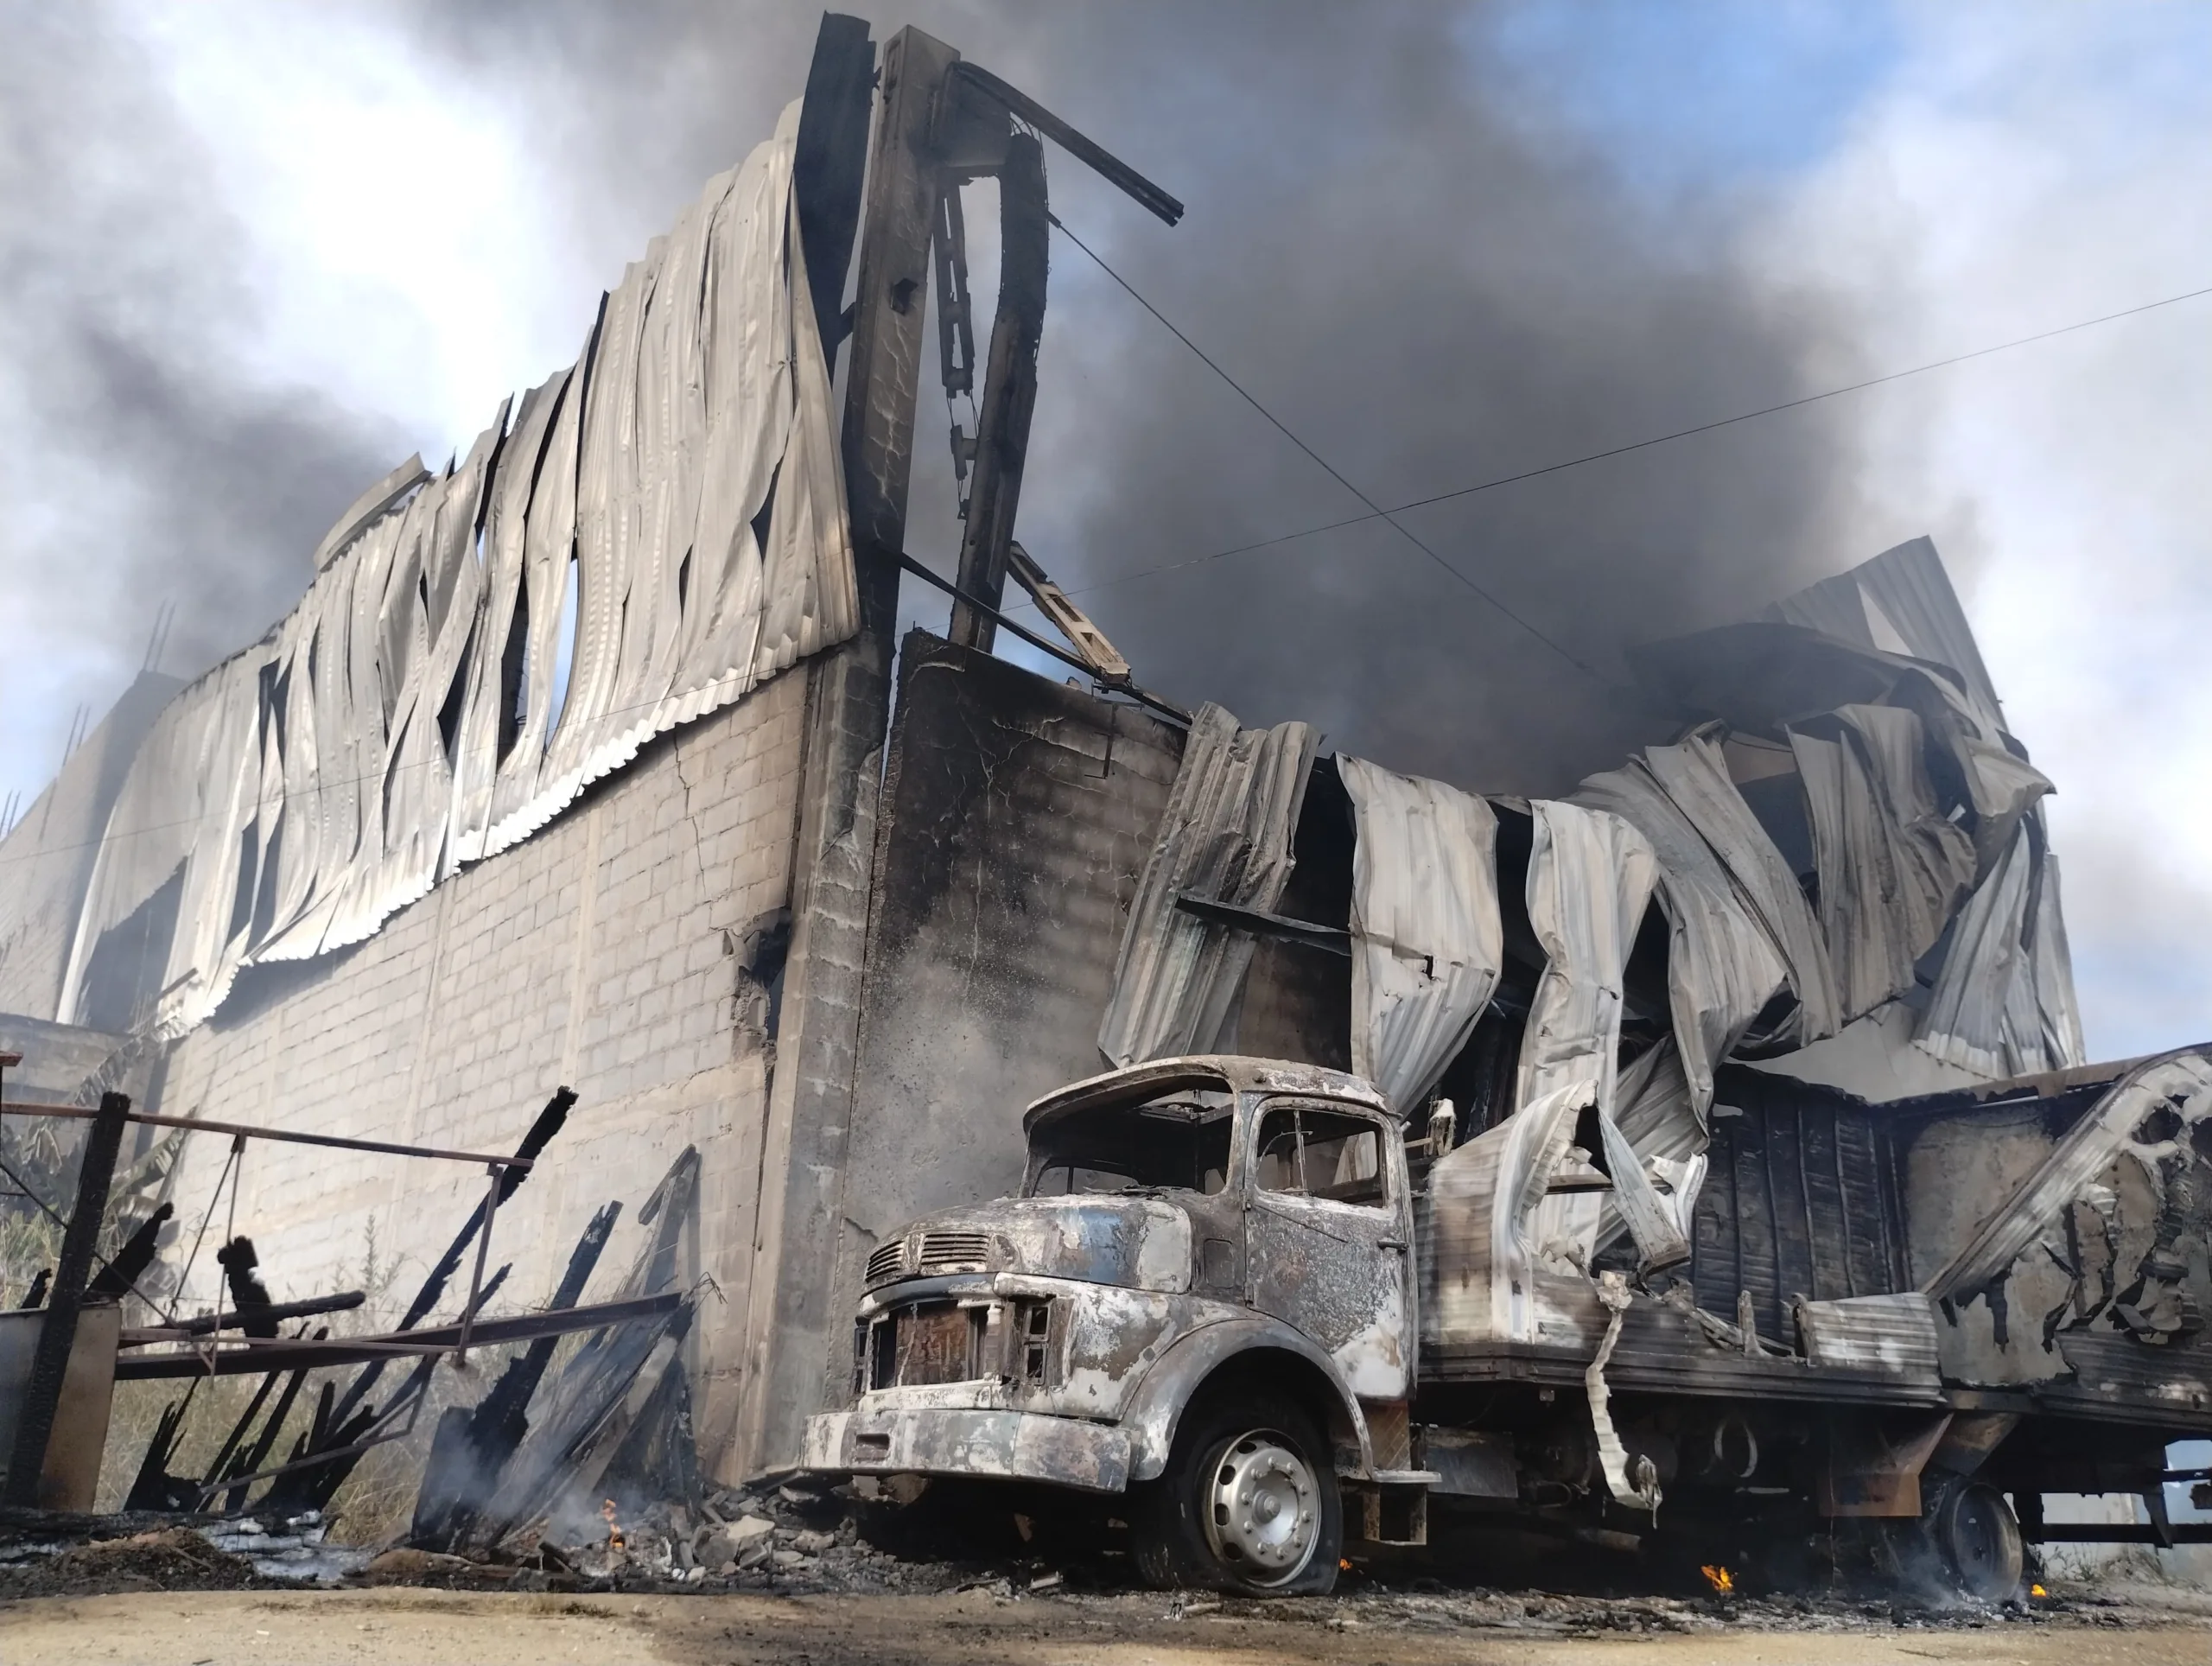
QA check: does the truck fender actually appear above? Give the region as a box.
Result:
[1119,1315,1375,1484]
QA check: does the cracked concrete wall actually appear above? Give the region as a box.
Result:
[819,633,1185,1409]
[154,666,810,1481]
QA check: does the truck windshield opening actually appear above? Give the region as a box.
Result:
[1026,1098,1234,1197]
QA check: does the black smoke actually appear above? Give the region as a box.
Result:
[6,2,1870,799]
[0,8,411,739]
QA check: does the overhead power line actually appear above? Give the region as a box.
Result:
[1046,213,1607,682]
[1040,219,2212,617]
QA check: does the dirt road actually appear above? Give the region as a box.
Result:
[6,1586,2210,1666]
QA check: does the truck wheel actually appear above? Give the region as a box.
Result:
[1928,1477,2023,1602]
[1133,1392,1341,1595]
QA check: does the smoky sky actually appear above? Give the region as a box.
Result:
[394,0,1872,794]
[0,7,411,722]
[4,1,1872,802]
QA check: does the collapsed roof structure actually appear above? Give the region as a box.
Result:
[1,17,2199,1525]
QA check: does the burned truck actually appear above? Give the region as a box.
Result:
[807,541,2212,1596]
[808,1046,2212,1595]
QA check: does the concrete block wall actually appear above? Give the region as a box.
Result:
[155,666,811,1481]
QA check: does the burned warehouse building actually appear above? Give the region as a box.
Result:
[0,14,2206,1598]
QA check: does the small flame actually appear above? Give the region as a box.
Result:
[1700,1564,1734,1596]
[601,1497,625,1551]
[2031,1583,2048,1599]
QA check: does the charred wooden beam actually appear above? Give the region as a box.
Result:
[117,1291,679,1380]
[122,1288,366,1343]
[944,61,1183,226]
[87,1201,172,1301]
[792,14,875,357]
[410,1200,622,1550]
[325,1088,573,1428]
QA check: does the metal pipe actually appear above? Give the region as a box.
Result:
[455,1165,500,1364]
[0,1102,532,1171]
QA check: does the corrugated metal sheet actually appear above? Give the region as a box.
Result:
[1520,801,1688,1269]
[1338,755,1500,1115]
[1764,534,2003,726]
[1422,1078,1603,1348]
[1573,753,1790,1118]
[1917,821,2038,1078]
[55,102,855,1038]
[1642,732,1840,1047]
[1789,704,1974,1024]
[1923,1046,2212,1300]
[1097,703,1317,1067]
[1692,1068,1913,1344]
[1795,1292,1941,1386]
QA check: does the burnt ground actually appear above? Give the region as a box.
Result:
[4,1584,2212,1666]
[4,1485,2210,1663]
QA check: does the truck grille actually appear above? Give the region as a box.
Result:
[891,1303,977,1386]
[915,1231,993,1275]
[865,1240,907,1286]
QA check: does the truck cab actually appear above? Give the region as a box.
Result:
[804,1055,1421,1593]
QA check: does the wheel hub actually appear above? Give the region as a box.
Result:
[1204,1429,1319,1585]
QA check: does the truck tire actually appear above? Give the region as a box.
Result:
[1927,1476,2024,1602]
[1131,1391,1341,1595]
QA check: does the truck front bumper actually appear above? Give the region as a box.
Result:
[803,1405,1131,1494]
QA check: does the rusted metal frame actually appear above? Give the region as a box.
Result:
[116,1292,683,1379]
[944,60,1184,226]
[896,554,1191,724]
[948,130,1048,651]
[3,1091,129,1505]
[0,1101,533,1171]
[454,1164,501,1364]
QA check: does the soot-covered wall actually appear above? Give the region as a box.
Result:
[819,633,1185,1403]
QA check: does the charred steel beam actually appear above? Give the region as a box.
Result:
[1173,893,1352,957]
[945,61,1183,226]
[896,554,1190,724]
[948,132,1048,652]
[3,1091,128,1505]
[115,1292,683,1380]
[793,13,875,358]
[0,1101,536,1171]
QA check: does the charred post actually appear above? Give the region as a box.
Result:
[3,1091,127,1507]
[948,132,1049,651]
